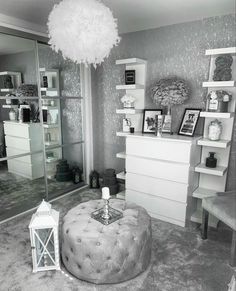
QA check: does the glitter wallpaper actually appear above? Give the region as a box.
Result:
[92,14,236,190]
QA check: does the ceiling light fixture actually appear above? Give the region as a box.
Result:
[48,0,120,66]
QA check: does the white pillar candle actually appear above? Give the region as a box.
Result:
[102,187,110,200]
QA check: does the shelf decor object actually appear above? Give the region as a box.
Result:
[192,47,236,227]
[151,78,190,133]
[142,109,163,134]
[91,187,123,225]
[47,0,120,66]
[29,200,60,273]
[178,108,201,137]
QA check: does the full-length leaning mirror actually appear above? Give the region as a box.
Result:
[0,32,85,222]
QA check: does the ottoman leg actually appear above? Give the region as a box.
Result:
[201,209,209,240]
[230,230,236,267]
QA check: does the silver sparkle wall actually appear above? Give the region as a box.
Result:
[92,14,236,190]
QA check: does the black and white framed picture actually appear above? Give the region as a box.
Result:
[142,109,163,133]
[178,108,201,136]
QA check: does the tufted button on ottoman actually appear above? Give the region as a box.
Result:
[61,199,152,284]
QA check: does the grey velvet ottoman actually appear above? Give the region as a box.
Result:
[61,199,152,284]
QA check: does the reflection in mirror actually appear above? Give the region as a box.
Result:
[46,143,84,200]
[0,153,46,222]
[0,33,45,222]
[37,42,85,200]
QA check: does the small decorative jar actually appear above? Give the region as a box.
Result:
[121,94,135,108]
[206,152,217,168]
[9,109,17,121]
[206,90,232,112]
[208,119,222,141]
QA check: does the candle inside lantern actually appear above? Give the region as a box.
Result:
[102,187,110,200]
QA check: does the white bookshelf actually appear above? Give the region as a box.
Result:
[0,71,22,94]
[40,68,62,179]
[115,58,147,200]
[116,152,126,159]
[116,108,143,114]
[200,111,234,118]
[191,47,236,226]
[197,138,231,148]
[202,81,235,87]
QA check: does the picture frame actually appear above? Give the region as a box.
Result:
[142,109,163,134]
[178,108,201,136]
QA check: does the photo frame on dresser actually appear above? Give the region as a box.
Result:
[178,108,201,136]
[142,109,163,133]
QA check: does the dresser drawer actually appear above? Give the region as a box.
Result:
[126,172,188,203]
[126,137,191,163]
[126,189,186,223]
[7,159,44,180]
[4,122,42,139]
[126,156,190,183]
[6,147,43,164]
[5,135,42,151]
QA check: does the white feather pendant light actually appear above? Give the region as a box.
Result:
[48,0,120,66]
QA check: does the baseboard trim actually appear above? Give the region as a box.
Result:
[0,185,89,225]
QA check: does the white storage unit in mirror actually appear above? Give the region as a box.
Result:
[115,58,147,193]
[4,121,43,179]
[191,47,236,227]
[40,68,62,179]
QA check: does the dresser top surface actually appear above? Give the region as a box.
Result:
[126,132,202,143]
[4,121,41,127]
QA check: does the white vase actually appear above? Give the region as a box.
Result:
[9,109,17,121]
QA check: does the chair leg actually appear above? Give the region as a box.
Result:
[201,209,209,240]
[230,230,236,267]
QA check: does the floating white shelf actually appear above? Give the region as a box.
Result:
[116,131,139,137]
[42,106,58,110]
[192,187,217,199]
[116,152,126,159]
[116,58,147,65]
[45,141,59,146]
[0,71,21,76]
[39,68,58,73]
[116,84,144,90]
[2,105,18,109]
[200,111,234,119]
[116,171,126,180]
[40,87,58,92]
[46,158,59,164]
[195,164,227,176]
[205,47,236,56]
[116,108,143,114]
[0,88,14,92]
[43,123,58,129]
[202,81,235,88]
[116,190,125,200]
[197,138,231,148]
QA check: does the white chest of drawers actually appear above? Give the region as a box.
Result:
[125,134,201,227]
[4,121,43,180]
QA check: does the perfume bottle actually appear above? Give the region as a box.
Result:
[206,152,217,168]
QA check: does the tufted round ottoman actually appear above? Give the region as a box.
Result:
[61,199,152,284]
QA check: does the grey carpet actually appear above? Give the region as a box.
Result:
[0,188,235,291]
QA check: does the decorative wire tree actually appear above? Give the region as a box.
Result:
[151,78,190,132]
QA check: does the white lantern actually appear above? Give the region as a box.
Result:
[29,200,60,272]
